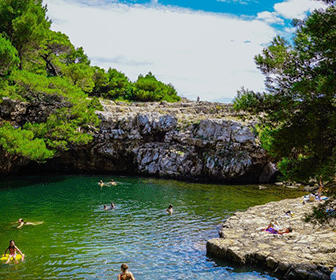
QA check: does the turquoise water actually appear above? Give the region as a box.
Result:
[0,176,304,279]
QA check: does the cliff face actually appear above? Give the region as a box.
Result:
[0,99,276,183]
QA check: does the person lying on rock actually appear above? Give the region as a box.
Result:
[262,223,292,235]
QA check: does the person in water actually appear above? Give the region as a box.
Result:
[4,240,24,264]
[118,263,135,280]
[166,204,173,215]
[98,180,105,187]
[104,203,116,211]
[108,180,117,186]
[17,218,43,229]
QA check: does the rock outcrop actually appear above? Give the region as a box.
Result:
[1,99,276,183]
[207,197,336,280]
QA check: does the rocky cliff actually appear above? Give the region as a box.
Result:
[0,99,276,183]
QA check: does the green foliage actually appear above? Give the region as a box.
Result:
[0,122,54,161]
[133,72,180,102]
[234,3,336,183]
[0,0,179,163]
[0,35,20,76]
[91,70,180,102]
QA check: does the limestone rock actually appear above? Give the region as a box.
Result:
[207,196,335,280]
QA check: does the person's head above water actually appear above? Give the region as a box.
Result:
[111,203,115,208]
[168,204,173,209]
[121,263,129,272]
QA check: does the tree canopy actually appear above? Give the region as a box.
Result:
[0,0,180,163]
[234,1,336,184]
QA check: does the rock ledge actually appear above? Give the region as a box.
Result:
[207,197,336,280]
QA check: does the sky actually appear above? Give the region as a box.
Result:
[44,0,326,101]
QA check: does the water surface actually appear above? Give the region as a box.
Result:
[0,176,304,279]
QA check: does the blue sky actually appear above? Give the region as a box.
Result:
[45,0,325,101]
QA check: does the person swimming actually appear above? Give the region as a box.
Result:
[17,218,43,229]
[98,180,105,187]
[108,179,117,186]
[118,263,135,280]
[166,204,173,215]
[3,240,24,264]
[104,203,116,211]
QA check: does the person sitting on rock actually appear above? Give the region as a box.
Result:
[263,223,292,235]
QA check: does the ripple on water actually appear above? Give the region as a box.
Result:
[0,176,303,280]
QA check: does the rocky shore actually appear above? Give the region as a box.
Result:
[1,99,276,183]
[207,196,336,280]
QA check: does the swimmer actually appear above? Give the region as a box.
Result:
[17,218,43,229]
[166,204,173,215]
[108,179,117,186]
[104,205,108,211]
[98,180,105,187]
[3,240,24,264]
[118,263,135,280]
[111,202,116,209]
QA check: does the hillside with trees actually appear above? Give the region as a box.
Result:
[0,0,180,163]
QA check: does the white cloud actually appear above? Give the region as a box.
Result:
[44,0,276,101]
[274,0,326,20]
[257,11,284,24]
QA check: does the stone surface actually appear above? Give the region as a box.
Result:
[207,197,336,280]
[1,99,273,183]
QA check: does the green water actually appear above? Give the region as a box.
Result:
[0,176,305,280]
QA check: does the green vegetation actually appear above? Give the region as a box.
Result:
[234,0,336,188]
[0,0,180,163]
[92,69,180,102]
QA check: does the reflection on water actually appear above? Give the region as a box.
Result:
[0,176,304,279]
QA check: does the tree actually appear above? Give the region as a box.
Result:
[234,1,336,186]
[0,35,20,76]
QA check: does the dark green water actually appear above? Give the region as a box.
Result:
[0,176,305,280]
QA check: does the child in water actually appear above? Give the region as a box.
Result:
[3,240,24,264]
[166,204,173,215]
[118,263,135,280]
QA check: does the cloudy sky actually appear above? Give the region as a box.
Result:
[44,0,325,101]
